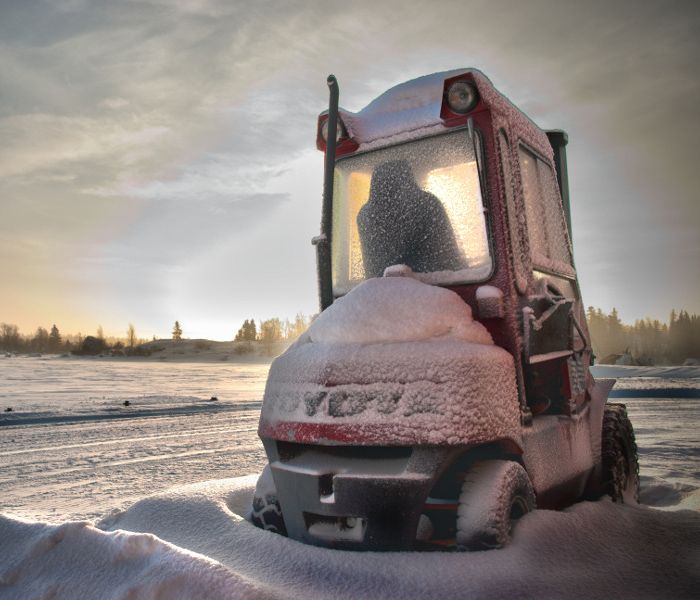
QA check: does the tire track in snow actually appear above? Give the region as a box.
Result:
[5,444,263,487]
[1,422,259,456]
[0,422,262,482]
[0,410,268,521]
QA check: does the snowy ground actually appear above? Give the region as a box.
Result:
[1,357,699,598]
[0,357,271,521]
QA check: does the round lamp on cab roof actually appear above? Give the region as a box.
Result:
[446,80,479,114]
[321,118,346,143]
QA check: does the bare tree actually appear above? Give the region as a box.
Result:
[0,323,21,352]
[259,318,282,355]
[31,327,49,352]
[127,323,136,348]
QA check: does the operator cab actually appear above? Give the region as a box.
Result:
[315,69,592,421]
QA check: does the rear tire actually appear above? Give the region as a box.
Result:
[601,403,640,503]
[456,460,535,550]
[251,464,287,535]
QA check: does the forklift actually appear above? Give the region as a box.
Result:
[252,69,639,550]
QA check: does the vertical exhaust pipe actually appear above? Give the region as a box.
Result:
[315,74,340,311]
[546,130,572,241]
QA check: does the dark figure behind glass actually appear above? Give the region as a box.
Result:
[357,159,465,278]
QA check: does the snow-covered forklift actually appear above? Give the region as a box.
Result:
[252,69,639,550]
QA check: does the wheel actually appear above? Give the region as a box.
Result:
[251,464,287,535]
[601,403,640,503]
[456,460,535,550]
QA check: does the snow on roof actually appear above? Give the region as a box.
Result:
[340,69,466,152]
[337,68,553,158]
[2,476,698,599]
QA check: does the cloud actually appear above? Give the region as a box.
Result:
[99,97,130,110]
[1,0,698,334]
[0,113,172,178]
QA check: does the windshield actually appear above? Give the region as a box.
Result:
[331,129,492,295]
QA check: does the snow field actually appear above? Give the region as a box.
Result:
[1,358,698,598]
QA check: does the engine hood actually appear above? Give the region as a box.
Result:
[258,338,521,448]
[258,278,521,447]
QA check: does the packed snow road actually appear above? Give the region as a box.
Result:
[1,409,267,521]
[1,357,270,521]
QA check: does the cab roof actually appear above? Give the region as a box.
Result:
[333,68,553,161]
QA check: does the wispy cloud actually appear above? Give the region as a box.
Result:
[1,0,698,335]
[0,113,171,178]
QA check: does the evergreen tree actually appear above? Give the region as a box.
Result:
[49,324,62,352]
[607,308,625,355]
[235,319,258,342]
[234,319,249,342]
[247,318,257,341]
[172,321,183,341]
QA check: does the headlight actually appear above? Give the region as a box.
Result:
[446,80,479,114]
[321,118,346,143]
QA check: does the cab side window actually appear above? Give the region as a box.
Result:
[518,146,573,271]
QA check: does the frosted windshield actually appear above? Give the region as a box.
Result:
[331,129,492,295]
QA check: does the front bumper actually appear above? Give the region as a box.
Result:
[263,439,452,550]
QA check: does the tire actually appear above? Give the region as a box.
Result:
[456,460,535,550]
[251,464,287,535]
[601,403,640,504]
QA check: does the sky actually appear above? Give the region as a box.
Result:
[1,0,698,340]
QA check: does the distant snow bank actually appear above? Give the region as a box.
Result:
[592,364,700,380]
[2,476,698,600]
[592,365,700,397]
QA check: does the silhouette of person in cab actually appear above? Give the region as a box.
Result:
[357,159,465,278]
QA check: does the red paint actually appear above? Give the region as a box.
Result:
[439,72,486,125]
[316,113,359,156]
[259,420,521,453]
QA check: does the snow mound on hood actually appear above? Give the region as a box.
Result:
[308,277,493,346]
[3,476,698,600]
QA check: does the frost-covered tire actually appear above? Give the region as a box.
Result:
[456,460,535,550]
[601,403,640,504]
[251,464,287,536]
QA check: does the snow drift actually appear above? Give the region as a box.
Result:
[1,476,698,599]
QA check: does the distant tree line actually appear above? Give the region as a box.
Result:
[587,307,700,365]
[0,322,147,355]
[0,315,314,357]
[1,323,67,353]
[2,310,696,364]
[0,323,64,353]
